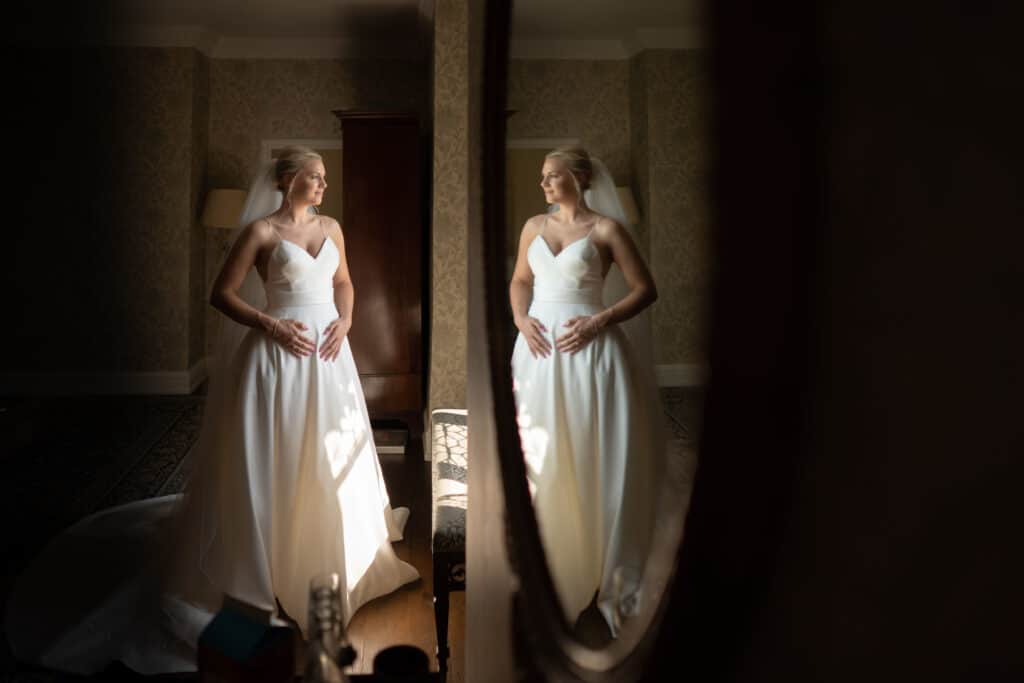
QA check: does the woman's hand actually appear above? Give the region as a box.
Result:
[319,317,351,361]
[516,315,551,358]
[555,313,608,354]
[269,318,317,357]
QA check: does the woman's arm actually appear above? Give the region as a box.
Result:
[209,220,278,333]
[590,217,658,327]
[330,218,354,324]
[209,219,316,357]
[320,217,353,361]
[510,217,551,358]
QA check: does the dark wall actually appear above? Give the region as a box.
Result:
[2,2,137,374]
[655,1,1024,681]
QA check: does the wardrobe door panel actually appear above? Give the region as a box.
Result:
[340,114,423,424]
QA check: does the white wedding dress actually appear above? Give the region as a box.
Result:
[5,222,419,674]
[511,221,663,635]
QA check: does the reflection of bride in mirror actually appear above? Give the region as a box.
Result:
[509,146,664,638]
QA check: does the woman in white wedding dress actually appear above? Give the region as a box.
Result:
[5,147,419,674]
[510,146,663,637]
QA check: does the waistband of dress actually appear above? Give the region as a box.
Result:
[266,288,335,308]
[532,288,603,305]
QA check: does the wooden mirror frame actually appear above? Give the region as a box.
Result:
[474,0,823,679]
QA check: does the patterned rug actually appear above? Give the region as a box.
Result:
[1,396,202,543]
[0,394,204,680]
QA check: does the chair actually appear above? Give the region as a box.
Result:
[429,409,467,679]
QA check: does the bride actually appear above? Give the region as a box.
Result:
[510,146,664,638]
[5,146,419,674]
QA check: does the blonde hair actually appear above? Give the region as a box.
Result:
[545,146,594,201]
[273,146,323,193]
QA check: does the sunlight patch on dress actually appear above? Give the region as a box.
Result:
[324,405,368,479]
[514,386,549,499]
[322,403,378,588]
[336,439,385,591]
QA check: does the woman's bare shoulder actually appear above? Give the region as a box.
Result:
[239,218,276,245]
[319,214,343,237]
[522,213,548,235]
[590,213,625,240]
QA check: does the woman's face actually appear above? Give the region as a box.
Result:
[540,157,577,205]
[287,159,327,206]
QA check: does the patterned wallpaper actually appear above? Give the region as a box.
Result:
[1,47,197,375]
[642,50,711,366]
[429,0,471,412]
[108,47,196,373]
[507,59,632,184]
[20,50,428,377]
[207,58,425,190]
[630,54,652,259]
[189,52,210,368]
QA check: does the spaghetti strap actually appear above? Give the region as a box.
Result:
[539,214,549,235]
[319,214,327,239]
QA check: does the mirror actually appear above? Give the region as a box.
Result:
[499,0,709,671]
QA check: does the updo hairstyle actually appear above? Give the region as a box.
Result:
[544,146,594,199]
[273,146,323,194]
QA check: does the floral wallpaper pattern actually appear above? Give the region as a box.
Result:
[189,52,210,368]
[107,47,196,372]
[429,0,471,412]
[207,58,426,190]
[642,50,711,365]
[507,59,632,184]
[630,54,652,258]
[4,47,200,374]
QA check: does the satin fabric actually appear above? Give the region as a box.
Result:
[511,230,663,636]
[5,234,418,674]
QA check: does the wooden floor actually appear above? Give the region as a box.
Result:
[281,435,464,681]
[0,397,464,682]
[339,439,466,682]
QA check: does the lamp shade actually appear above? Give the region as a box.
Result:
[616,186,641,226]
[201,189,247,229]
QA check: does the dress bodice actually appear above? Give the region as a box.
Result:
[527,228,604,305]
[264,234,339,308]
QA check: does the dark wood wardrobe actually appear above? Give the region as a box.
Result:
[333,111,427,433]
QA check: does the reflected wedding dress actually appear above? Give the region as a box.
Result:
[511,217,663,636]
[5,218,419,674]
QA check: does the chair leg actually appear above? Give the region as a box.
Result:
[433,554,451,680]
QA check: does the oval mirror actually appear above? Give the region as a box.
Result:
[485,0,711,676]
